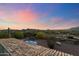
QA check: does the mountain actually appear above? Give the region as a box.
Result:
[69,27,79,31]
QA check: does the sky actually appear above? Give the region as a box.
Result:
[0,3,79,30]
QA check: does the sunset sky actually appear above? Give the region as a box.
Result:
[0,3,79,30]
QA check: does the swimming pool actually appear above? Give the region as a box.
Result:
[25,37,38,45]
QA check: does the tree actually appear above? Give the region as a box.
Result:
[14,31,24,39]
[24,31,36,38]
[0,32,8,38]
[35,32,47,39]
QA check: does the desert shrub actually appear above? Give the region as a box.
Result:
[24,31,36,38]
[67,36,74,39]
[74,40,79,45]
[47,36,57,49]
[0,32,9,38]
[14,31,24,39]
[35,32,47,39]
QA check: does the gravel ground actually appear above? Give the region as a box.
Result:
[54,43,79,56]
[36,40,48,48]
[36,40,79,56]
[24,39,79,56]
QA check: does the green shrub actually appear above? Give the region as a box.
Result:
[0,32,9,38]
[47,36,57,49]
[74,40,79,45]
[14,31,24,39]
[35,32,47,39]
[24,32,36,37]
[67,36,74,39]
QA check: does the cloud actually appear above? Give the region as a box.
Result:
[0,9,79,30]
[47,17,79,29]
[0,9,49,29]
[48,17,63,24]
[0,8,40,23]
[12,9,39,23]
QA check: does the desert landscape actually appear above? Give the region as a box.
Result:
[0,3,79,56]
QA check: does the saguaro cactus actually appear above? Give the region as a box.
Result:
[8,27,11,38]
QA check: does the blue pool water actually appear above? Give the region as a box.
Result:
[25,37,37,45]
[25,40,37,45]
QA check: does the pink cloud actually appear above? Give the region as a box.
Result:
[0,9,49,30]
[0,9,79,30]
[0,9,40,23]
[49,17,63,23]
[12,9,39,22]
[47,17,79,30]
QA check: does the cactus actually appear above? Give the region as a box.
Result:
[8,27,11,38]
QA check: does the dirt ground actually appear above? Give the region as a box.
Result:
[36,40,48,48]
[54,43,79,56]
[37,40,79,56]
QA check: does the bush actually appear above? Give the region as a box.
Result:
[35,32,47,39]
[0,32,9,38]
[74,40,79,45]
[67,36,74,39]
[14,31,24,39]
[47,36,57,49]
[24,32,36,38]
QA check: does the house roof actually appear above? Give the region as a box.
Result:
[0,38,73,56]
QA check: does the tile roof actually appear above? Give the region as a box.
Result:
[0,38,73,56]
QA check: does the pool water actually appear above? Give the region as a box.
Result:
[25,40,37,45]
[25,37,38,45]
